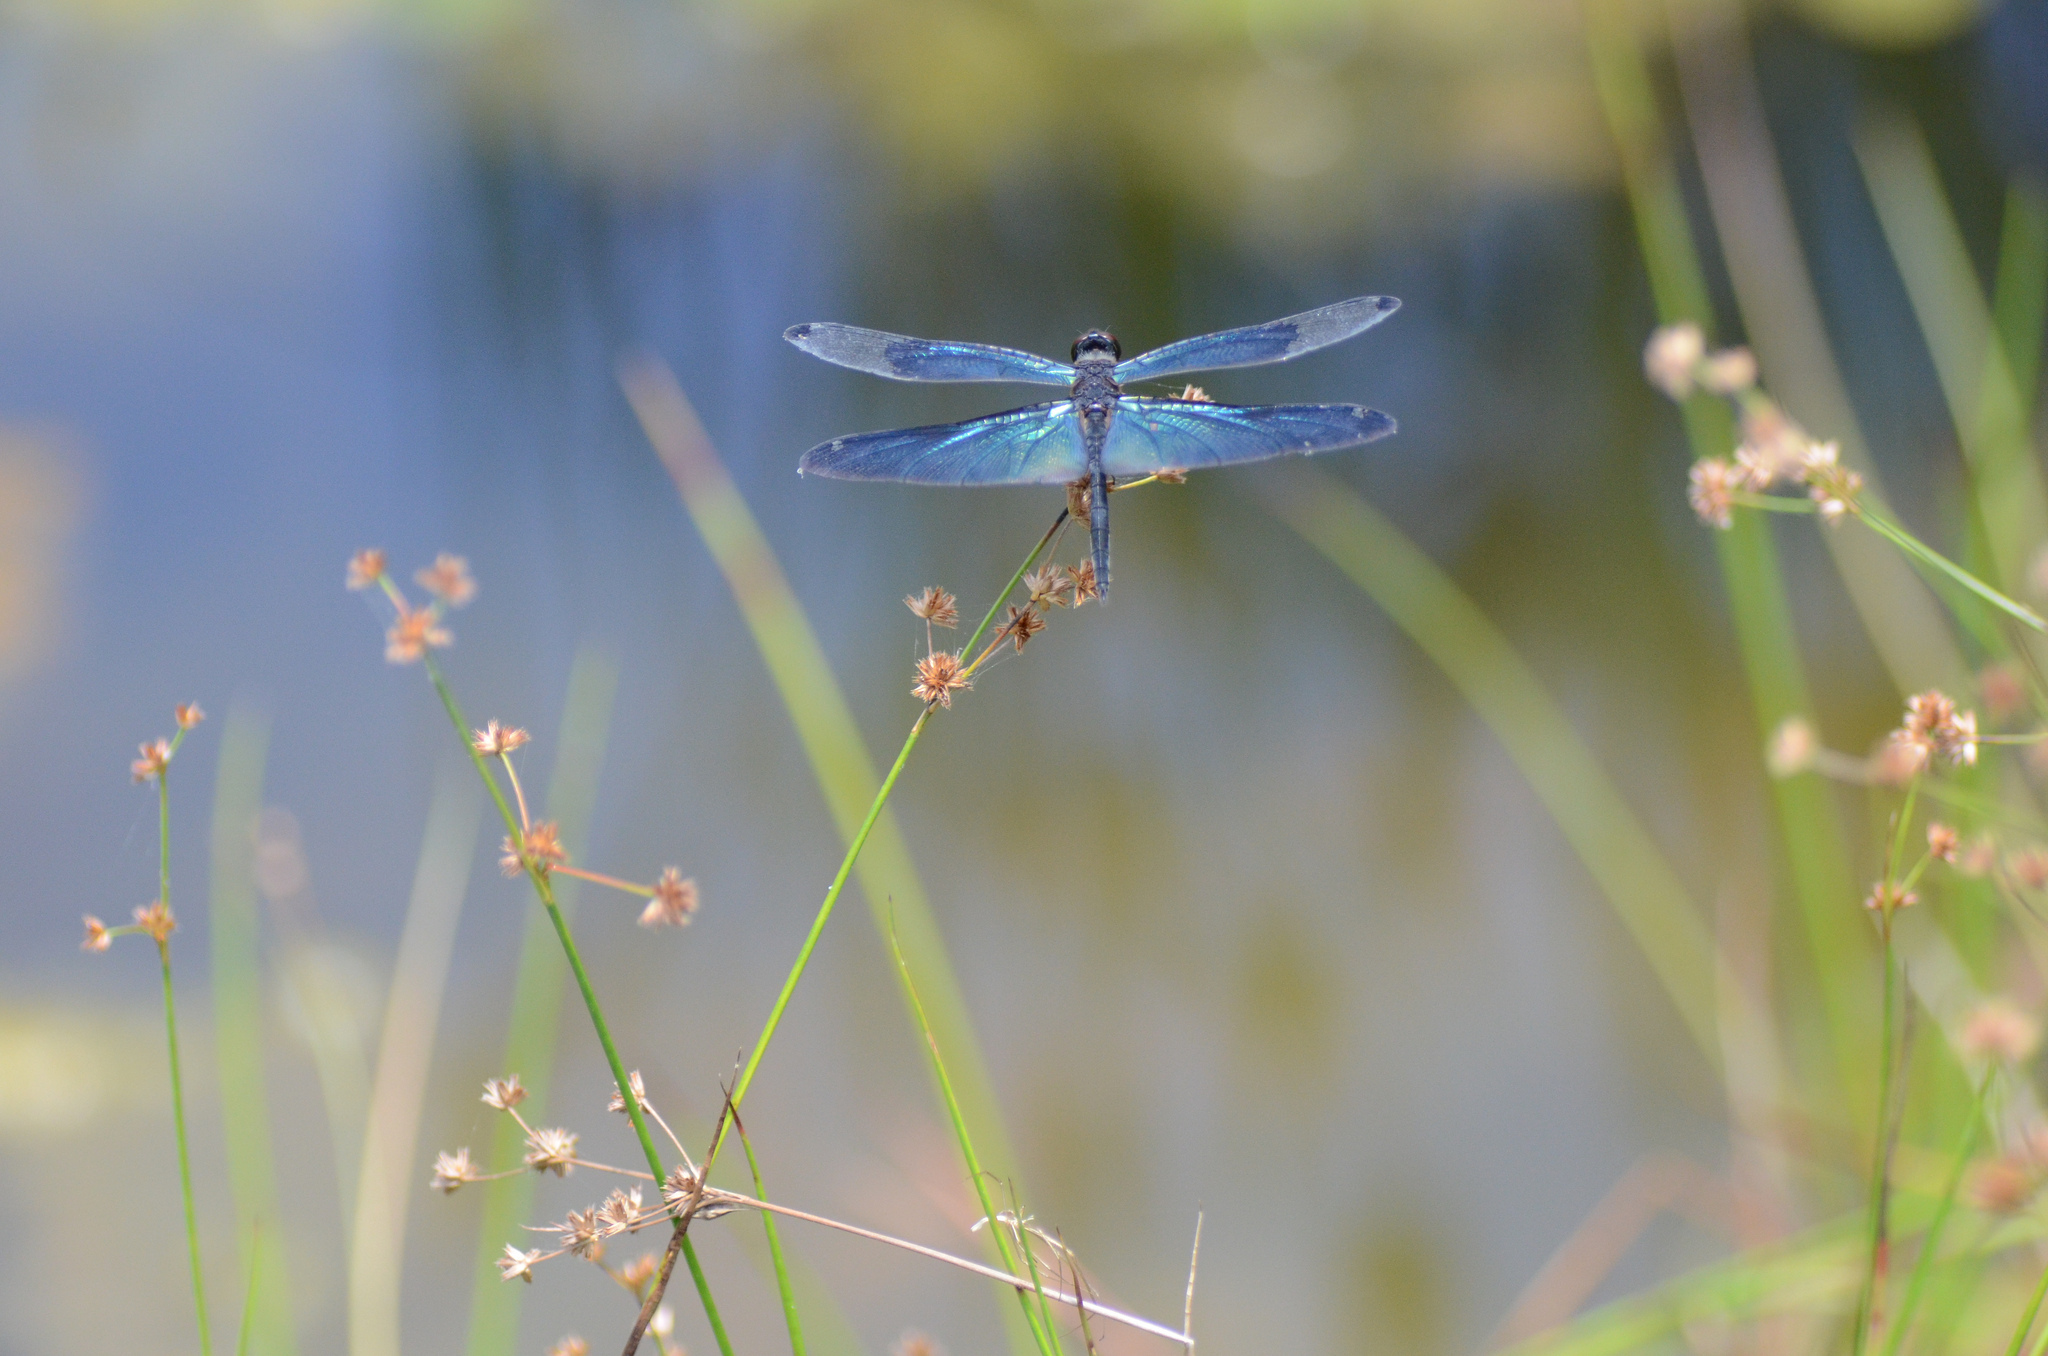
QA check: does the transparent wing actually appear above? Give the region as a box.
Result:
[798,402,1088,486]
[1112,295,1400,385]
[785,322,1076,385]
[1101,399,1396,476]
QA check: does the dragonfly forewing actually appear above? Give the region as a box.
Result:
[1112,295,1400,385]
[784,323,1076,385]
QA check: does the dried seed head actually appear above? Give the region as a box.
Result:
[597,1187,643,1236]
[385,602,452,665]
[1862,881,1917,913]
[523,1126,579,1176]
[432,1148,478,1194]
[1927,822,1960,864]
[131,739,171,784]
[662,1166,699,1209]
[415,553,477,608]
[547,1338,588,1356]
[346,549,387,591]
[1900,690,1978,767]
[471,721,530,757]
[556,1206,605,1258]
[1687,458,1738,530]
[609,1070,651,1115]
[893,1331,943,1356]
[502,822,568,878]
[482,1075,528,1110]
[618,1252,660,1289]
[1023,566,1067,610]
[497,1244,542,1283]
[1874,730,1932,786]
[174,703,205,730]
[1643,323,1705,399]
[913,650,971,708]
[904,587,959,628]
[81,915,110,953]
[639,868,699,929]
[1064,559,1100,607]
[1962,999,2041,1064]
[994,604,1046,652]
[1765,717,1817,779]
[1155,467,1189,483]
[1800,441,1862,521]
[132,900,175,942]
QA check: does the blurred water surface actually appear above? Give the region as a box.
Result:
[0,0,2031,1352]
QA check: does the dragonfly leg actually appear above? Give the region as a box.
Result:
[1089,463,1112,600]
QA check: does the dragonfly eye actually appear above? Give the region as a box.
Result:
[1071,331,1121,361]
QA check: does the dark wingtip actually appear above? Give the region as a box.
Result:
[1375,296,1401,314]
[783,323,814,344]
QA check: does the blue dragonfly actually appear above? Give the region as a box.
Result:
[786,294,1400,597]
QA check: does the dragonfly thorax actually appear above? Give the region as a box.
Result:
[1070,330,1121,362]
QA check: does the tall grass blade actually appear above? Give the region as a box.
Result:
[1268,471,1722,1058]
[209,707,296,1355]
[625,358,1041,1355]
[349,765,482,1356]
[886,919,1062,1356]
[734,1115,807,1356]
[1855,113,2048,594]
[1670,13,1968,695]
[1994,180,2048,412]
[1587,0,1870,1108]
[236,1226,261,1356]
[466,648,617,1356]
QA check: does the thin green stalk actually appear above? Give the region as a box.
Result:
[709,515,1066,1167]
[466,650,617,1356]
[2013,1259,2048,1356]
[1855,934,1900,1356]
[888,923,1062,1356]
[418,653,733,1356]
[1858,508,2047,633]
[1007,1183,1063,1355]
[154,755,213,1356]
[236,1228,261,1356]
[1881,1073,1992,1356]
[1587,0,1869,1111]
[1994,180,2048,414]
[735,1117,807,1356]
[208,710,295,1356]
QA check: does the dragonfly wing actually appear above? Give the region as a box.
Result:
[1101,399,1396,476]
[1113,295,1400,385]
[799,403,1088,486]
[785,322,1076,385]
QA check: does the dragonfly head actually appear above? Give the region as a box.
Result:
[1071,330,1121,362]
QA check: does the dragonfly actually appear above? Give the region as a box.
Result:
[785,294,1400,597]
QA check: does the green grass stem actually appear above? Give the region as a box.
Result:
[417,651,732,1356]
[466,650,618,1356]
[208,709,296,1356]
[236,1226,261,1356]
[1588,0,1870,1108]
[1267,469,1723,1061]
[349,768,482,1356]
[2012,1258,2048,1356]
[1994,180,2048,412]
[148,737,214,1356]
[1879,1073,1991,1356]
[887,921,1062,1356]
[1854,935,1899,1356]
[735,1116,807,1356]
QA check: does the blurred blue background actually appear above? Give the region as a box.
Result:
[0,0,2034,1352]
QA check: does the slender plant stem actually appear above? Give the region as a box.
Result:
[1881,1073,1992,1356]
[889,922,1061,1356]
[155,761,213,1356]
[708,513,1067,1169]
[735,1116,807,1356]
[419,655,733,1356]
[236,1227,261,1356]
[1855,930,1899,1356]
[1856,507,2048,632]
[2018,1258,2048,1356]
